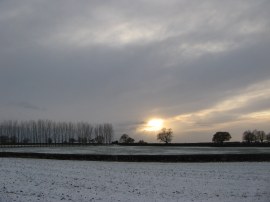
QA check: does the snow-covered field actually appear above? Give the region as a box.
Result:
[1,145,270,155]
[0,158,269,202]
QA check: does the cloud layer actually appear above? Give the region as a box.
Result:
[1,0,270,142]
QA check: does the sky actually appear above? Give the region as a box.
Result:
[1,0,270,142]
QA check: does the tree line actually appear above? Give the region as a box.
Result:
[242,130,270,143]
[115,128,173,144]
[116,128,270,145]
[156,128,270,144]
[212,130,270,144]
[0,120,114,145]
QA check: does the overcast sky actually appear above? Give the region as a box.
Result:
[1,0,270,142]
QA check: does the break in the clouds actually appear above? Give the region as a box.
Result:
[0,0,270,142]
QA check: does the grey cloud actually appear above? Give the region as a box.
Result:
[0,0,270,141]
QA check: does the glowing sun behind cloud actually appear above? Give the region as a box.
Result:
[145,119,164,131]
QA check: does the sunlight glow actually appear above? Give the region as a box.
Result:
[145,119,164,131]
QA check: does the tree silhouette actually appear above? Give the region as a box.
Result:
[157,128,173,144]
[212,132,231,144]
[243,130,256,143]
[266,133,270,142]
[138,140,147,144]
[119,134,134,143]
[0,120,114,145]
[255,130,266,143]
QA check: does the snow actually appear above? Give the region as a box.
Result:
[1,145,270,155]
[1,158,269,202]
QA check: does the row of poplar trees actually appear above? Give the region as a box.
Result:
[0,120,114,145]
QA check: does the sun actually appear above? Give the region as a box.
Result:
[146,119,164,131]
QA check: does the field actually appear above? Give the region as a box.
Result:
[1,158,270,202]
[1,145,270,155]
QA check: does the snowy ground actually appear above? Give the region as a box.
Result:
[1,145,270,155]
[0,158,269,202]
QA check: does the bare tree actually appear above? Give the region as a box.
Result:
[119,134,129,143]
[119,134,134,144]
[94,125,100,143]
[243,130,256,143]
[138,140,147,144]
[266,133,270,142]
[255,130,266,143]
[0,120,113,145]
[103,123,114,144]
[157,128,173,144]
[85,124,93,143]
